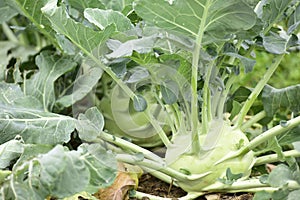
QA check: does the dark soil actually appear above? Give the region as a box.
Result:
[130,174,253,200]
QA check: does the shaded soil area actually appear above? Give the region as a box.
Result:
[130,174,253,200]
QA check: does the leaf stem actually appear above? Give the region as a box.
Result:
[191,0,210,153]
[240,110,266,132]
[236,54,284,127]
[254,150,300,166]
[116,154,211,183]
[240,115,300,154]
[132,191,203,200]
[98,131,164,163]
[2,23,18,43]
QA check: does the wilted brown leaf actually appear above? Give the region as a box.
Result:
[94,163,142,200]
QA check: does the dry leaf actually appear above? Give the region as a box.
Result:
[94,163,142,200]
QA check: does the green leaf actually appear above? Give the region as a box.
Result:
[224,53,256,73]
[262,84,300,116]
[288,4,300,34]
[36,145,90,198]
[0,138,24,169]
[253,191,273,200]
[229,100,242,121]
[262,32,289,54]
[76,107,105,142]
[226,167,243,181]
[0,83,76,145]
[26,51,77,111]
[268,164,294,187]
[42,0,115,53]
[292,141,300,152]
[56,66,103,108]
[160,81,179,105]
[288,190,300,200]
[134,0,257,43]
[67,0,105,13]
[256,0,292,29]
[106,35,158,58]
[6,0,58,46]
[133,94,147,112]
[84,8,133,32]
[0,1,18,23]
[78,143,117,191]
[100,0,134,12]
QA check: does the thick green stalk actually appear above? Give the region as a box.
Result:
[2,23,18,43]
[236,54,284,127]
[215,115,300,165]
[255,150,300,166]
[241,115,300,154]
[191,0,210,152]
[116,154,211,182]
[132,191,203,200]
[240,110,266,132]
[98,131,164,163]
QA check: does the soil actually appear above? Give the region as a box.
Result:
[130,174,254,200]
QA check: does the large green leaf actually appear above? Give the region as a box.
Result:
[25,51,77,111]
[42,0,115,54]
[1,144,115,199]
[0,83,76,144]
[134,0,257,43]
[262,84,300,116]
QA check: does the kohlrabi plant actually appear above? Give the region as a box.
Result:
[1,0,300,199]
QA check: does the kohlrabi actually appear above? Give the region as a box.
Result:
[39,0,300,199]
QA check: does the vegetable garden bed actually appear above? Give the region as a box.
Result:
[1,0,300,200]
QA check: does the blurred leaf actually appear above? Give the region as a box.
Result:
[0,83,76,144]
[134,0,257,43]
[76,107,105,142]
[262,84,300,116]
[133,95,147,112]
[253,191,273,200]
[160,81,179,105]
[0,1,18,23]
[288,4,300,34]
[26,51,77,111]
[100,0,134,12]
[262,32,288,54]
[0,138,24,169]
[224,53,256,73]
[268,164,294,187]
[84,8,133,31]
[229,100,242,121]
[56,66,103,108]
[288,189,300,200]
